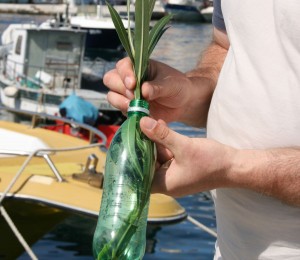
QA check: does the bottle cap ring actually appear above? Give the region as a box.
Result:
[127,106,149,115]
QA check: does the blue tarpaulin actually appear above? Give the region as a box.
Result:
[59,93,98,125]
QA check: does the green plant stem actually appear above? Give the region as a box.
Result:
[95,0,171,257]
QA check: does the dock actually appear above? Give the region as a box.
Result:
[0,3,166,19]
[0,4,77,15]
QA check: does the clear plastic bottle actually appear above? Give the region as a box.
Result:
[93,99,156,260]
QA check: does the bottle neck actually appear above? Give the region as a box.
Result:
[127,99,149,117]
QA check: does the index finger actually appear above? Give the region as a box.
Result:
[116,57,136,90]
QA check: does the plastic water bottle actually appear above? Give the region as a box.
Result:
[93,99,156,260]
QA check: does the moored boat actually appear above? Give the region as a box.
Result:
[164,0,205,22]
[0,22,120,121]
[200,0,213,23]
[0,107,187,259]
[68,2,133,59]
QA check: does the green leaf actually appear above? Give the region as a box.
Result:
[133,0,150,99]
[149,27,169,58]
[148,14,173,57]
[106,1,134,62]
[127,0,134,56]
[106,0,171,99]
[149,0,156,18]
[121,117,143,181]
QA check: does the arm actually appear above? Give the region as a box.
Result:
[186,27,229,84]
[103,28,229,127]
[140,117,300,207]
[228,147,300,206]
[181,27,229,127]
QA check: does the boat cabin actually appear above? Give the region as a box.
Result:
[5,27,86,90]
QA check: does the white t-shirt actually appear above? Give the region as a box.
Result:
[208,0,300,259]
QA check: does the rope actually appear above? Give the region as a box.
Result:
[0,206,38,260]
[0,152,35,204]
[0,142,104,258]
[187,215,217,238]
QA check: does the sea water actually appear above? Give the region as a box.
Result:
[0,14,216,259]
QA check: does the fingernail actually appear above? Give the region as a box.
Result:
[143,117,157,130]
[125,77,132,88]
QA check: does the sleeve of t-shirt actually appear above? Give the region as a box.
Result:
[212,0,226,31]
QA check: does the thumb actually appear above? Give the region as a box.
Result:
[140,117,187,155]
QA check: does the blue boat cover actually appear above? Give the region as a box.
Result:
[59,93,98,125]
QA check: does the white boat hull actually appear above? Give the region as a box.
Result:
[165,3,205,22]
[201,6,213,22]
[0,84,117,115]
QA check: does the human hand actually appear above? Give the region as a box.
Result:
[140,116,236,197]
[103,57,192,123]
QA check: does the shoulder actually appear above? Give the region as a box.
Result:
[212,0,226,31]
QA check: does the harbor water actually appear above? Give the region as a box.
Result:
[0,14,216,259]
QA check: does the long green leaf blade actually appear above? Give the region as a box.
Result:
[149,0,156,18]
[148,27,168,60]
[106,1,134,61]
[134,0,150,99]
[148,14,172,57]
[121,117,143,180]
[127,0,134,56]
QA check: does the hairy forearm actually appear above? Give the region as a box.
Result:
[228,147,300,206]
[181,40,228,127]
[186,40,227,87]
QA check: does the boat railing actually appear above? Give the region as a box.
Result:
[3,56,81,90]
[0,134,105,260]
[0,142,104,190]
[0,147,69,184]
[0,105,109,260]
[0,105,108,147]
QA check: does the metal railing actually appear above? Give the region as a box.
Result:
[3,56,81,91]
[0,144,104,260]
[0,107,107,259]
[0,105,108,146]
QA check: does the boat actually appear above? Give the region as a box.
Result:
[68,1,133,59]
[200,0,213,23]
[0,22,120,122]
[67,1,166,57]
[164,0,206,22]
[42,97,122,148]
[0,106,187,259]
[122,0,167,20]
